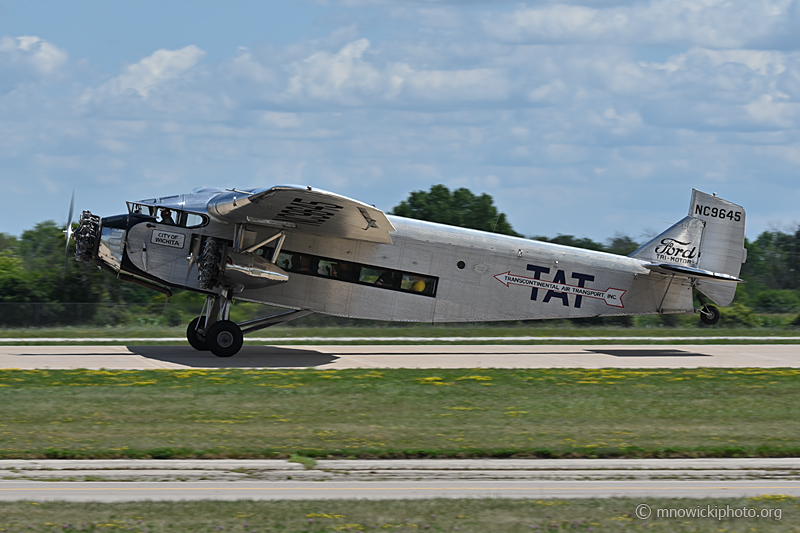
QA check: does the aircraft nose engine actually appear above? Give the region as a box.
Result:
[74,211,101,262]
[74,210,129,274]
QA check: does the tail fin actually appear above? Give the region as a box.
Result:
[630,189,746,306]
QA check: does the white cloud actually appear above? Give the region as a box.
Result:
[284,38,509,105]
[486,0,799,49]
[744,95,799,129]
[94,45,206,99]
[286,39,382,103]
[0,35,67,75]
[633,48,800,130]
[653,48,788,79]
[0,36,67,92]
[397,66,508,101]
[227,47,278,85]
[261,111,302,129]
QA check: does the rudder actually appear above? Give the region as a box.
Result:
[689,189,746,306]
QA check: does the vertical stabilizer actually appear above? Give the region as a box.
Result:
[629,216,704,267]
[689,190,747,306]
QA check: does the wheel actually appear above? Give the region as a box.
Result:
[207,320,243,357]
[700,305,720,325]
[186,317,209,351]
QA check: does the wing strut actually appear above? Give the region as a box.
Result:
[657,274,676,314]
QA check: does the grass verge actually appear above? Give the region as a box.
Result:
[1,368,799,459]
[2,325,800,342]
[288,454,318,469]
[0,497,796,532]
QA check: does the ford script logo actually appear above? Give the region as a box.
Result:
[653,238,697,264]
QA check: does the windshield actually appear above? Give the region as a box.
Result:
[127,203,207,228]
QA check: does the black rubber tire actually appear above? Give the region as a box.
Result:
[700,305,720,325]
[186,317,210,351]
[207,320,244,357]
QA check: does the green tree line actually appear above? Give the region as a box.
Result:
[1,185,798,327]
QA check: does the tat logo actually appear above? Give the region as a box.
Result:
[494,264,625,308]
[653,238,697,265]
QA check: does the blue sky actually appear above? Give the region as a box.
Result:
[1,0,799,243]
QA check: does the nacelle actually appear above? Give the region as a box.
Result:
[223,250,289,290]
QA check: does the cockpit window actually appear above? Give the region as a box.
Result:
[158,208,176,225]
[127,203,208,228]
[185,213,205,227]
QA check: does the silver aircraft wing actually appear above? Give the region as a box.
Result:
[643,263,744,283]
[206,185,396,244]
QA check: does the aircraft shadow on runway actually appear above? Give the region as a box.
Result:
[126,346,338,368]
[588,349,711,357]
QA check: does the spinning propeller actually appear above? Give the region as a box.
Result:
[62,190,75,279]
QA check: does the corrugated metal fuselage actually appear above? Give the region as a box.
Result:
[118,206,693,323]
[245,217,692,322]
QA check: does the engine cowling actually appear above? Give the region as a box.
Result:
[223,250,289,289]
[198,238,289,291]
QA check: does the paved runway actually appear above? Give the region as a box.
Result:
[2,459,800,501]
[4,480,800,501]
[0,344,797,369]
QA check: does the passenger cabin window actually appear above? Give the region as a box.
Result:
[270,248,437,297]
[127,203,208,228]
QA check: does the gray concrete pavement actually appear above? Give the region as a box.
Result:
[2,480,799,501]
[2,458,800,483]
[0,344,798,369]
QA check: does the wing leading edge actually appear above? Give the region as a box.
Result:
[206,185,396,244]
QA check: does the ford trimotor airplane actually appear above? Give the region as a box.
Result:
[69,187,746,356]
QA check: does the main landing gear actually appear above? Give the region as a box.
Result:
[186,290,312,357]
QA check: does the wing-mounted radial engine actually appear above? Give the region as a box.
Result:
[196,236,289,292]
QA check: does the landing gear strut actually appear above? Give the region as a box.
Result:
[185,291,312,357]
[695,292,720,326]
[186,290,239,357]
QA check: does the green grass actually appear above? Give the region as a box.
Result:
[2,324,800,343]
[288,454,318,469]
[1,368,799,459]
[0,497,797,532]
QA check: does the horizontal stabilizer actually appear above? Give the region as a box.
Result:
[643,262,743,283]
